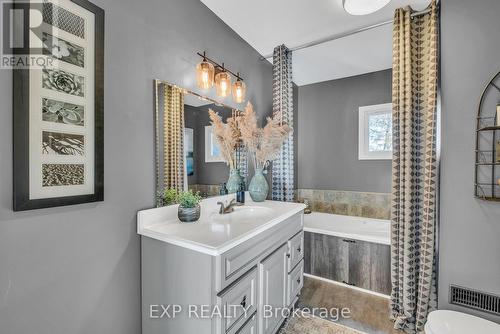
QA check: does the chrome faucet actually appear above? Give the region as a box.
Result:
[217,199,240,214]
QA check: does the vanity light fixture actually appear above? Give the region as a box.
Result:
[232,74,246,103]
[196,52,215,89]
[342,0,391,15]
[215,65,232,98]
[196,52,246,102]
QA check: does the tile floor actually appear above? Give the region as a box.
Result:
[279,315,364,334]
[297,276,404,334]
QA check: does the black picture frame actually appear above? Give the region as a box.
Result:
[13,0,104,211]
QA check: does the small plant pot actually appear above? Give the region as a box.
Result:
[178,204,201,223]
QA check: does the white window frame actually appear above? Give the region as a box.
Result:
[204,125,225,163]
[358,103,393,160]
[183,127,194,190]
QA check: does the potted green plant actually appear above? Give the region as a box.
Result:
[162,188,179,206]
[177,190,202,223]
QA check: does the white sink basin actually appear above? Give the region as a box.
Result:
[209,205,274,223]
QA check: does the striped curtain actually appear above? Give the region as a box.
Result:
[163,85,185,191]
[234,109,248,181]
[271,45,295,202]
[390,1,439,333]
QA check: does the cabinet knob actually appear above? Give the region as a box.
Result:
[286,253,291,258]
[240,295,247,308]
[297,246,301,253]
[297,278,301,284]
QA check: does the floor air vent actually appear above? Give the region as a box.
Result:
[450,285,500,315]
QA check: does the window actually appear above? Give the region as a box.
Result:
[184,128,194,176]
[358,103,393,160]
[204,125,225,163]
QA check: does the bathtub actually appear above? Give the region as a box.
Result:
[303,212,391,245]
[303,212,392,296]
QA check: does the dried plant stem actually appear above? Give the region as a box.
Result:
[238,102,292,171]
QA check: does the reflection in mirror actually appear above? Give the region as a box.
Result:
[154,80,247,206]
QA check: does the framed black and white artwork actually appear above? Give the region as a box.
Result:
[13,0,104,211]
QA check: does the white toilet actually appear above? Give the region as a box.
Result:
[425,310,500,334]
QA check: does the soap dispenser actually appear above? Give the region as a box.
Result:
[219,183,228,195]
[236,181,245,204]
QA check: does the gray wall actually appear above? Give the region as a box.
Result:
[439,0,500,323]
[185,104,232,186]
[0,1,273,334]
[293,83,299,193]
[184,104,200,185]
[297,69,392,193]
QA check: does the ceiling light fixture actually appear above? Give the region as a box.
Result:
[342,0,391,15]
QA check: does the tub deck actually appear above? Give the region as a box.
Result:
[304,212,391,245]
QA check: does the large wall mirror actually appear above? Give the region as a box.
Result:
[154,80,247,206]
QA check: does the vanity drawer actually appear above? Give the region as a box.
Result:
[287,232,304,272]
[218,268,257,334]
[217,213,303,291]
[236,314,257,334]
[287,260,304,306]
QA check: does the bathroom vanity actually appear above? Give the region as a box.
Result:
[138,195,306,334]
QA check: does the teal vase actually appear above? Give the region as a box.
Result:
[227,169,243,194]
[249,169,269,202]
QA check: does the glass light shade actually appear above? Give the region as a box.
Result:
[196,61,215,89]
[342,0,391,15]
[232,79,246,103]
[215,71,232,98]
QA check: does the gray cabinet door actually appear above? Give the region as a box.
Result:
[305,232,391,295]
[259,243,288,334]
[368,241,391,295]
[304,232,348,283]
[347,239,371,290]
[348,239,391,295]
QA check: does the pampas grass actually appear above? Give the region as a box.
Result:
[239,102,292,170]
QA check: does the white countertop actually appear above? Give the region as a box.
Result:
[137,194,306,256]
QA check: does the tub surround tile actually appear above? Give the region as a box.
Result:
[348,204,363,218]
[332,202,349,216]
[188,184,220,197]
[361,205,377,219]
[187,187,390,219]
[312,189,325,202]
[298,189,391,220]
[324,190,336,203]
[299,189,313,200]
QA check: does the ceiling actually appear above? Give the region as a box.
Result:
[200,0,430,86]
